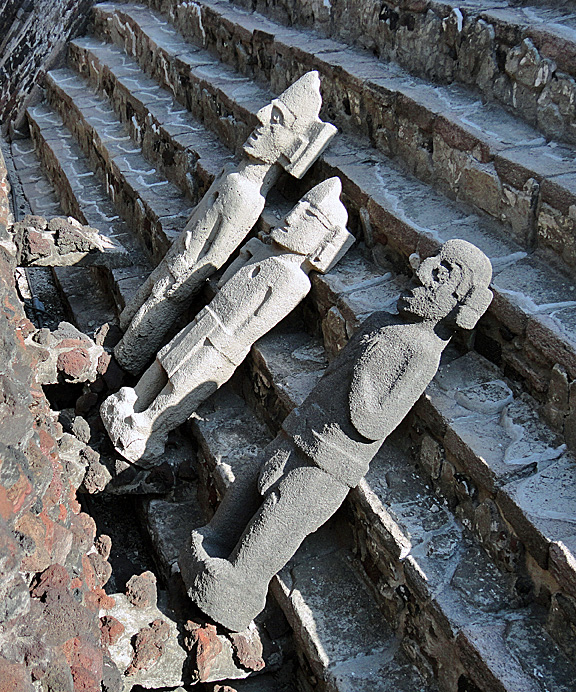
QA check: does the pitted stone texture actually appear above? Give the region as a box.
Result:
[102,177,352,462]
[189,388,431,691]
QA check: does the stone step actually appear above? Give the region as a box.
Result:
[88,5,271,153]
[36,74,192,265]
[86,2,576,433]
[188,387,437,692]
[25,103,148,269]
[225,0,576,146]
[58,43,234,202]
[92,2,576,276]
[52,266,118,337]
[242,324,576,692]
[9,137,63,219]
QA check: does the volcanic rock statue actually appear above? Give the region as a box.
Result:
[114,71,337,375]
[101,178,354,463]
[179,239,493,632]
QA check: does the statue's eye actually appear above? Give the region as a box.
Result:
[270,106,285,125]
[432,261,452,282]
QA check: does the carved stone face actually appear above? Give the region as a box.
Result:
[243,99,303,164]
[274,200,332,256]
[398,254,465,322]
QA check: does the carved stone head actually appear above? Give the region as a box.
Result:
[270,177,354,273]
[398,239,493,328]
[243,71,337,178]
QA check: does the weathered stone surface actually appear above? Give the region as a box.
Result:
[0,0,94,135]
[0,180,118,691]
[25,320,106,385]
[13,214,130,268]
[126,571,158,609]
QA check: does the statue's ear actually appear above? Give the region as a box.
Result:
[283,121,337,178]
[455,287,493,329]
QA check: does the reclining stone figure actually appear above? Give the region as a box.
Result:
[101,177,354,463]
[179,239,493,632]
[114,71,337,375]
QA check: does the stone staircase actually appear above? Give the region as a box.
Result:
[6,0,576,689]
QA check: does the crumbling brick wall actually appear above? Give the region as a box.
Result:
[0,149,120,692]
[0,0,95,136]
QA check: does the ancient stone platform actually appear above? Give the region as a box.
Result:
[5,0,576,690]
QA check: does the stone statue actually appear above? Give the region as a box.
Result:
[114,71,337,375]
[179,239,493,632]
[101,178,354,463]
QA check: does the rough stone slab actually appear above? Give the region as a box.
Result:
[101,592,188,690]
[9,137,63,219]
[428,351,566,492]
[192,388,272,498]
[497,454,576,569]
[144,494,204,581]
[249,331,328,429]
[110,264,152,312]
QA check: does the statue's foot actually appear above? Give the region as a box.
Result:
[100,389,162,463]
[179,529,267,632]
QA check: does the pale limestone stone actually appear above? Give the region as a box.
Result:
[101,178,353,462]
[114,71,337,375]
[179,240,493,632]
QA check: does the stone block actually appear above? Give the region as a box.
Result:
[498,455,576,571]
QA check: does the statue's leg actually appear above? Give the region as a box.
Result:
[119,271,155,331]
[184,465,349,631]
[114,276,184,376]
[200,437,297,556]
[230,465,349,578]
[133,359,168,411]
[199,463,264,557]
